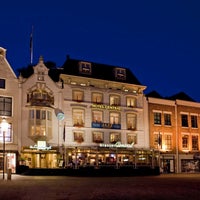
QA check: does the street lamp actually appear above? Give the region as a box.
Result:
[1,118,8,180]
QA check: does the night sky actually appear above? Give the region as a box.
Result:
[1,0,200,101]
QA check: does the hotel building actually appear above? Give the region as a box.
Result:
[0,47,159,173]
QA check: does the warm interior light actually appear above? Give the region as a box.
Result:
[1,118,8,132]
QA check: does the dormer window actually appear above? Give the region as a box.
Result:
[79,62,92,75]
[115,68,126,80]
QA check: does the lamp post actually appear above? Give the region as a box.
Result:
[1,118,8,180]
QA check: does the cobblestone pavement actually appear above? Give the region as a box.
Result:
[0,173,200,200]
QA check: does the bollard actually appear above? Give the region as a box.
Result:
[7,168,12,180]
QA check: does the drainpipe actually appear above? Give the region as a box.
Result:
[175,101,179,173]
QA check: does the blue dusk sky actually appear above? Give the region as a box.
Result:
[1,0,200,101]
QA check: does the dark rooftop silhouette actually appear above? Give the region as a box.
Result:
[61,56,142,85]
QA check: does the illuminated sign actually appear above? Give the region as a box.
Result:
[30,145,52,150]
[99,142,134,148]
[92,104,121,111]
[30,141,52,150]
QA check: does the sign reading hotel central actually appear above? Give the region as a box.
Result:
[99,142,134,148]
[92,104,121,111]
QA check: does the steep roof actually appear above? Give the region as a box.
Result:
[167,92,196,102]
[61,56,142,85]
[145,90,163,99]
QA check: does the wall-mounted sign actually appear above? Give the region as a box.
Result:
[92,104,121,111]
[99,142,134,148]
[30,141,52,150]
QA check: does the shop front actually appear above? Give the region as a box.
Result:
[0,151,17,173]
[64,144,159,169]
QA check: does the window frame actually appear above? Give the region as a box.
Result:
[0,96,12,117]
[154,112,161,125]
[0,79,5,89]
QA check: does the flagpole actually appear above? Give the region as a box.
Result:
[30,26,33,64]
[63,123,67,167]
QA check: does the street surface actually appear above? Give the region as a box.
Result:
[0,173,200,200]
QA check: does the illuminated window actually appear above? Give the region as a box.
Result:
[127,113,136,130]
[27,88,54,106]
[92,92,103,104]
[153,133,162,149]
[0,123,12,142]
[110,95,120,106]
[126,97,136,107]
[74,131,84,143]
[192,135,199,150]
[164,113,171,126]
[127,133,136,144]
[93,131,104,143]
[182,135,189,149]
[79,62,92,75]
[29,109,52,138]
[191,115,198,128]
[72,90,84,102]
[110,132,121,144]
[164,134,172,150]
[0,96,12,117]
[114,68,126,80]
[110,112,120,125]
[0,79,5,89]
[181,114,188,127]
[154,112,161,125]
[73,109,84,127]
[92,110,103,123]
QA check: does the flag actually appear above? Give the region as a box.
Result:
[63,125,65,142]
[30,26,33,64]
[158,132,162,148]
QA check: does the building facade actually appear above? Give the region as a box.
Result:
[3,46,199,174]
[0,47,19,173]
[147,91,200,173]
[0,48,159,173]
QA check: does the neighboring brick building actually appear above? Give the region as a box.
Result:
[147,91,200,173]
